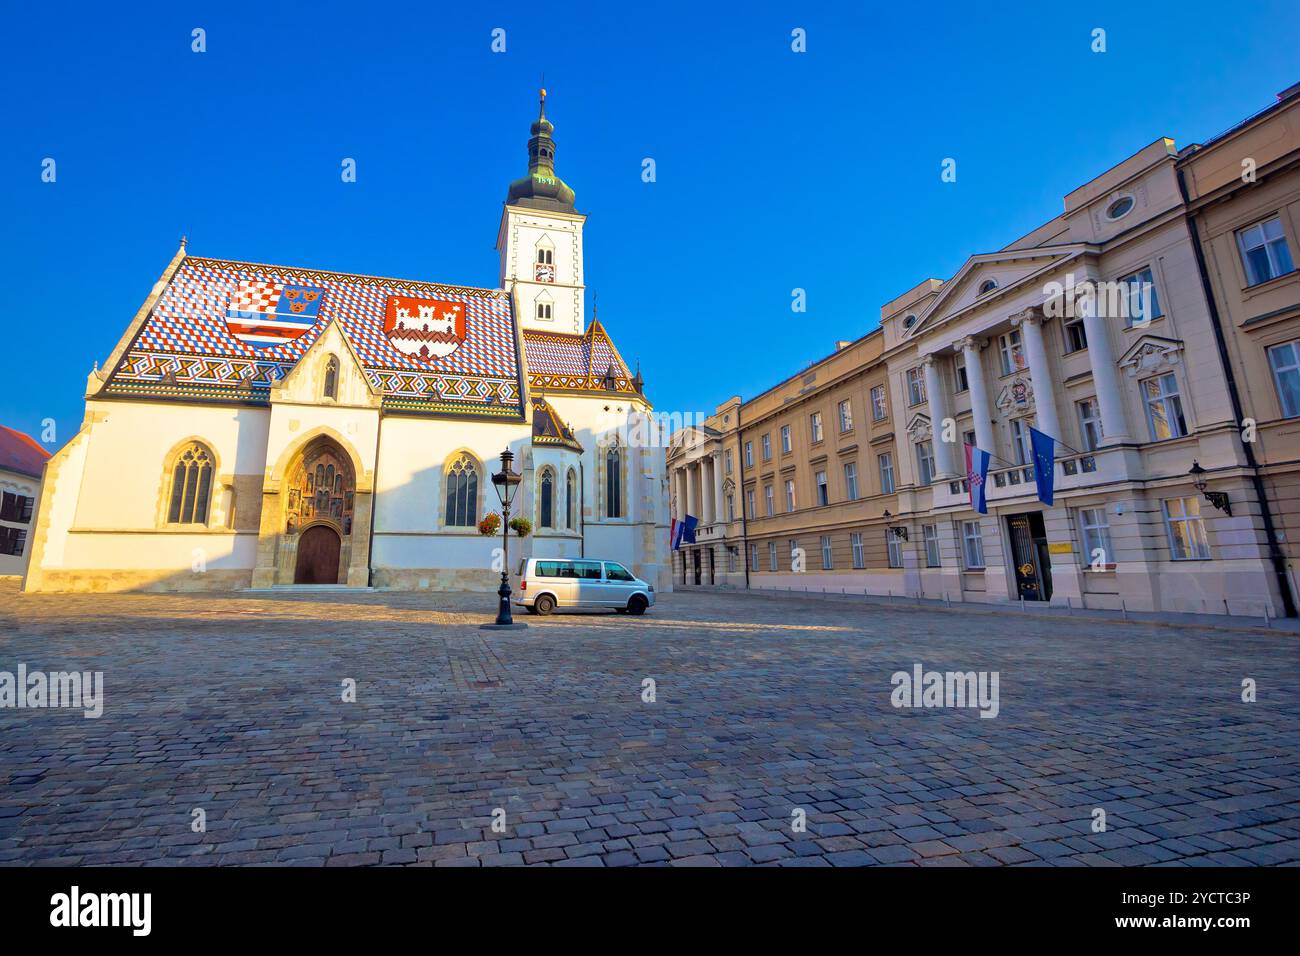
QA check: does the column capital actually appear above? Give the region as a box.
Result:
[1010,304,1048,328]
[954,335,986,353]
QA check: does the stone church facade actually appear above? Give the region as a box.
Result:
[24,92,671,594]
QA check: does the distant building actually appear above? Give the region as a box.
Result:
[0,425,50,577]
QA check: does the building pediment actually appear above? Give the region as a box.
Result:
[271,319,383,409]
[1119,335,1184,377]
[904,244,1096,341]
[905,413,932,443]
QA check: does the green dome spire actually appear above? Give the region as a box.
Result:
[506,88,578,213]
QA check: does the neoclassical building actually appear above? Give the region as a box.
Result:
[0,426,49,578]
[24,91,671,593]
[670,83,1300,617]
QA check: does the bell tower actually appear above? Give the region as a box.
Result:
[497,88,587,334]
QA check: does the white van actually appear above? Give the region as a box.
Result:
[516,557,655,616]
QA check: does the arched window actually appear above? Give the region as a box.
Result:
[444,454,479,527]
[605,447,622,519]
[566,469,577,529]
[323,355,338,399]
[167,442,214,524]
[540,469,555,528]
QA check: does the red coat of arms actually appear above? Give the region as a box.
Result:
[383,296,466,362]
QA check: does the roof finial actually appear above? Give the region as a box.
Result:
[179,234,187,250]
[539,74,546,119]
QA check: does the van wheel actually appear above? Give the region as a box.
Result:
[535,594,556,616]
[627,595,648,616]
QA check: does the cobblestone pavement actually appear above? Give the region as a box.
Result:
[2,580,1299,867]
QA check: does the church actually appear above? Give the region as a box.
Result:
[23,91,672,594]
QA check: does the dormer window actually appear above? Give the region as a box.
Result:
[978,279,998,295]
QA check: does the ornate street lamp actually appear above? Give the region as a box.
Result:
[1188,460,1232,516]
[482,447,527,630]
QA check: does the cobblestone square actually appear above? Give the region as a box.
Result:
[2,582,1298,866]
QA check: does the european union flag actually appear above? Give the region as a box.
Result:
[1030,426,1056,506]
[682,514,698,545]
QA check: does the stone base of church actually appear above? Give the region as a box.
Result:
[21,568,255,594]
[371,567,501,591]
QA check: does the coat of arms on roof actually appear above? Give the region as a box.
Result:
[383,296,466,363]
[225,280,325,349]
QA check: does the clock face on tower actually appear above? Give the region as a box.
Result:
[535,262,555,283]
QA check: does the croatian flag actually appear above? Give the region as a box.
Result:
[225,280,326,350]
[965,443,990,515]
[670,518,679,550]
[1030,426,1056,506]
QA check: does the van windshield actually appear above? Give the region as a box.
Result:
[604,563,634,581]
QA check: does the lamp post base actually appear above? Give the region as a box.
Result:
[480,622,529,630]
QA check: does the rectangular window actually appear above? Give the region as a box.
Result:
[953,351,969,392]
[1164,496,1210,560]
[536,301,552,321]
[906,368,926,406]
[0,528,28,557]
[744,442,754,467]
[962,520,985,569]
[878,453,895,495]
[923,524,941,567]
[999,330,1025,376]
[788,539,799,569]
[746,488,756,517]
[815,470,829,506]
[728,549,738,573]
[768,541,778,571]
[0,492,32,523]
[724,449,733,474]
[761,434,772,461]
[1238,216,1295,286]
[1079,507,1113,567]
[1142,373,1187,441]
[784,479,796,512]
[838,400,853,432]
[764,484,774,517]
[871,385,888,421]
[962,429,976,450]
[750,543,759,571]
[1077,399,1103,452]
[887,532,903,569]
[1121,266,1164,327]
[1011,419,1034,466]
[820,535,833,570]
[1268,340,1300,418]
[843,461,858,501]
[916,441,935,486]
[810,412,824,443]
[726,494,735,521]
[780,425,792,454]
[850,532,865,569]
[1064,317,1087,353]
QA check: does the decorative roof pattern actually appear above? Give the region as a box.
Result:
[531,398,583,452]
[0,425,51,480]
[522,320,637,394]
[105,256,523,416]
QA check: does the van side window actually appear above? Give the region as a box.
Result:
[605,563,634,581]
[573,560,603,580]
[535,561,562,577]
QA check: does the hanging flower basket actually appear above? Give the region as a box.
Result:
[478,513,501,536]
[509,516,532,538]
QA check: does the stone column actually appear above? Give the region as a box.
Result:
[712,451,725,524]
[959,336,996,454]
[701,457,715,525]
[922,354,957,478]
[685,461,697,519]
[1012,307,1062,443]
[1079,288,1131,444]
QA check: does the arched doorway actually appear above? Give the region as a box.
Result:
[295,525,342,584]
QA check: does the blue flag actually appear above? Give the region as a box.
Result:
[682,514,698,545]
[1030,427,1055,506]
[964,443,990,514]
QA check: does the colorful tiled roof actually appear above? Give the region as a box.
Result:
[522,319,637,395]
[104,255,523,417]
[0,425,52,479]
[531,398,583,452]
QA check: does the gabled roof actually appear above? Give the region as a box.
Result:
[902,244,1096,341]
[522,317,638,395]
[531,398,583,452]
[0,425,51,479]
[101,253,524,418]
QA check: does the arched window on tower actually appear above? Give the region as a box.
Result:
[566,469,577,529]
[444,454,480,527]
[540,469,555,528]
[323,355,339,400]
[166,442,215,525]
[605,447,622,519]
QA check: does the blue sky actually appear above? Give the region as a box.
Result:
[3,0,1298,449]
